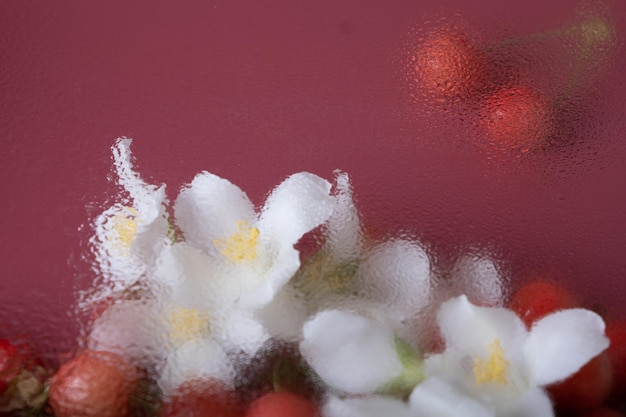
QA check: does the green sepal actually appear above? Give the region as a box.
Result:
[376,336,425,398]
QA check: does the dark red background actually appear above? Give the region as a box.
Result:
[1,0,625,360]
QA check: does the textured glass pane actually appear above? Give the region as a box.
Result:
[1,0,625,415]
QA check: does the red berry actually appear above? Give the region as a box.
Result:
[605,320,626,401]
[49,350,138,417]
[0,339,21,395]
[579,408,626,417]
[547,353,613,413]
[413,31,487,98]
[508,279,578,328]
[245,391,319,417]
[481,85,553,150]
[160,378,242,417]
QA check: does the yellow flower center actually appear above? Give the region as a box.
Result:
[168,306,210,345]
[473,339,509,385]
[111,207,139,255]
[214,221,260,263]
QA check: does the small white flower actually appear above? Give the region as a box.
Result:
[152,171,335,354]
[411,295,609,417]
[89,138,169,299]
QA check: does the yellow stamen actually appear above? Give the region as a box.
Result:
[214,221,260,263]
[168,306,210,344]
[111,207,139,255]
[473,339,509,384]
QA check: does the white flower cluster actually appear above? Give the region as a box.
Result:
[84,138,609,417]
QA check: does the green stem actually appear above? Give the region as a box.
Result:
[484,26,577,53]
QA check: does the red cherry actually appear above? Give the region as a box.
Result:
[245,391,320,417]
[605,320,626,401]
[547,353,613,413]
[579,408,626,417]
[49,350,138,417]
[413,31,487,98]
[160,378,242,417]
[508,279,578,328]
[481,85,553,150]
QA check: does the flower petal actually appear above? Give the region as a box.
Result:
[212,307,270,355]
[258,172,334,250]
[325,172,363,261]
[438,295,527,362]
[323,395,414,417]
[255,286,309,342]
[300,310,403,394]
[525,308,609,386]
[174,171,256,255]
[452,255,506,307]
[500,387,554,417]
[158,337,235,396]
[352,239,431,322]
[88,299,168,370]
[409,376,495,417]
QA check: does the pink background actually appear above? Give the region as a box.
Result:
[1,0,625,360]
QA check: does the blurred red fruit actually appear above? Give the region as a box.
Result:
[161,378,242,417]
[548,353,613,413]
[245,391,319,417]
[580,408,626,417]
[605,320,626,401]
[414,31,487,98]
[509,279,578,328]
[481,85,553,149]
[49,350,138,417]
[0,339,21,396]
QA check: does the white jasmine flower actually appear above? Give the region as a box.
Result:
[89,138,169,298]
[411,295,609,417]
[153,171,335,354]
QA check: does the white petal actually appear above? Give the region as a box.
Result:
[238,246,301,309]
[112,138,165,210]
[300,310,403,394]
[352,239,431,321]
[174,171,256,255]
[212,307,270,356]
[325,171,363,261]
[438,296,527,362]
[452,255,505,307]
[500,388,554,417]
[258,172,334,250]
[409,376,495,417]
[158,337,235,396]
[525,308,609,386]
[323,395,414,417]
[256,287,309,342]
[88,299,168,370]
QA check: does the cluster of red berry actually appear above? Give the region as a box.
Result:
[410,29,563,152]
[509,279,626,416]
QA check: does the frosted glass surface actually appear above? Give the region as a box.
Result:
[0,0,625,413]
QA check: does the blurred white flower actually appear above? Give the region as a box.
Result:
[301,173,433,339]
[152,171,335,354]
[411,295,609,417]
[89,138,169,299]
